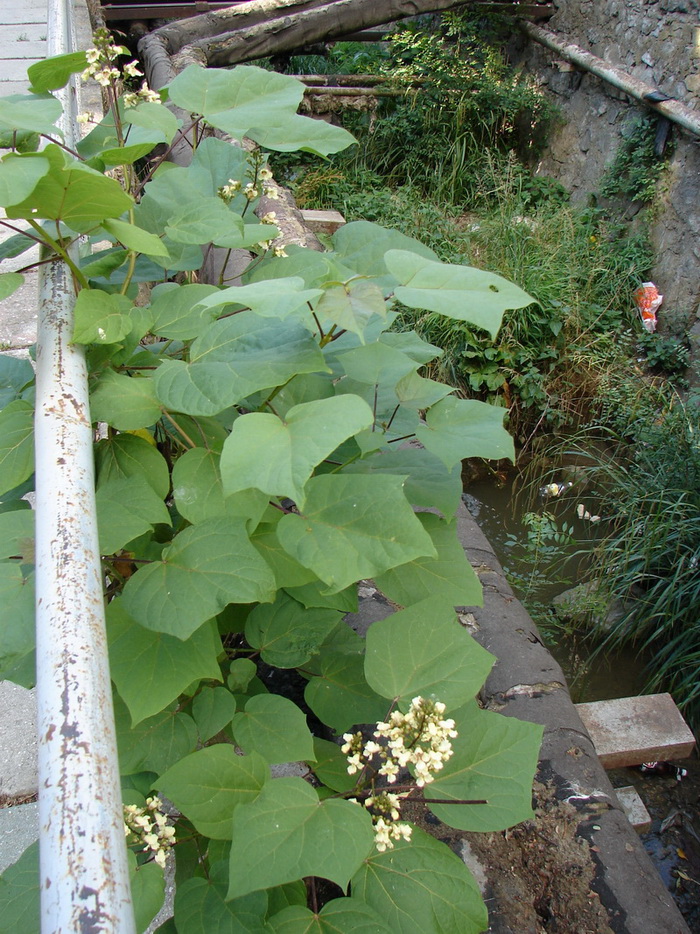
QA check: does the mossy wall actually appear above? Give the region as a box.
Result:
[511,0,700,337]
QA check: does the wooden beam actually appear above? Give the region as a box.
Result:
[103,1,553,22]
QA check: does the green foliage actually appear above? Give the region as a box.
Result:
[600,115,673,205]
[573,386,700,725]
[0,49,542,933]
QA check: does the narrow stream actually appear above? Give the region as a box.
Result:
[464,474,700,930]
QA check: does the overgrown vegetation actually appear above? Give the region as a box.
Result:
[0,35,543,932]
[272,15,654,440]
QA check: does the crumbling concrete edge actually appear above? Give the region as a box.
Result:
[454,503,689,934]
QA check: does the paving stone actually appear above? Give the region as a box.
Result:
[614,785,652,833]
[0,682,38,801]
[0,802,39,874]
[575,693,696,768]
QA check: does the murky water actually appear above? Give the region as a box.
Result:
[464,475,700,929]
[463,477,649,700]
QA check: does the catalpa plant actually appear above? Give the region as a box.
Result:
[0,38,542,934]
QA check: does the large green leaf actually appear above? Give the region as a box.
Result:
[174,879,267,934]
[27,51,88,92]
[154,313,327,417]
[277,474,435,593]
[0,154,50,207]
[0,510,33,561]
[95,433,170,500]
[189,135,249,191]
[424,702,542,832]
[351,828,487,934]
[220,395,373,507]
[304,653,389,733]
[311,737,357,793]
[0,272,24,302]
[345,448,462,519]
[192,685,237,742]
[227,777,374,899]
[0,563,35,678]
[247,114,355,157]
[164,197,243,246]
[231,694,315,765]
[115,694,198,775]
[96,474,170,555]
[193,279,321,321]
[251,524,318,590]
[0,94,62,135]
[0,400,34,497]
[416,396,515,469]
[101,218,169,258]
[72,289,134,345]
[336,342,417,388]
[332,221,438,290]
[127,850,166,934]
[125,101,180,145]
[167,65,303,132]
[314,279,386,341]
[157,746,269,839]
[375,513,482,608]
[122,517,276,639]
[172,448,269,527]
[149,283,221,340]
[6,145,133,231]
[107,600,222,725]
[384,250,535,339]
[364,598,494,709]
[0,355,34,411]
[0,840,39,934]
[245,593,341,669]
[267,898,393,934]
[90,369,161,431]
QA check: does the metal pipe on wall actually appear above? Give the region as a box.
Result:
[35,1,135,930]
[520,20,700,138]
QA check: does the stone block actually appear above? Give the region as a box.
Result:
[614,785,652,833]
[575,693,696,768]
[300,209,346,235]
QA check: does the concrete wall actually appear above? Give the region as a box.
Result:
[511,0,700,338]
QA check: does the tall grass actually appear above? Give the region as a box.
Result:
[564,390,700,726]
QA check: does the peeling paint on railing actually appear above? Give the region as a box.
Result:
[35,2,136,930]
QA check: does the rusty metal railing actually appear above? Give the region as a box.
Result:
[34,1,136,929]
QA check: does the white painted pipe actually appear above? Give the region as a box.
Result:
[35,1,136,930]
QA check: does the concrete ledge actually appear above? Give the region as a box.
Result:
[299,209,346,235]
[614,786,652,833]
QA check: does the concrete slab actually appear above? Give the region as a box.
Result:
[300,209,346,236]
[0,682,38,802]
[575,693,696,768]
[0,801,39,874]
[0,0,48,26]
[0,60,44,81]
[614,785,652,833]
[0,25,47,43]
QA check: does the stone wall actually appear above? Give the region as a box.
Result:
[511,0,700,338]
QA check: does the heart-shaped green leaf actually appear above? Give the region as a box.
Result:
[424,701,543,832]
[351,827,487,934]
[157,745,269,839]
[122,517,276,639]
[277,474,435,593]
[231,694,315,765]
[107,599,221,725]
[364,597,494,709]
[220,395,373,507]
[227,777,373,899]
[384,249,535,338]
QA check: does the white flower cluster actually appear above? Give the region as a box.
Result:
[123,796,175,869]
[363,792,413,852]
[343,696,457,788]
[80,28,160,108]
